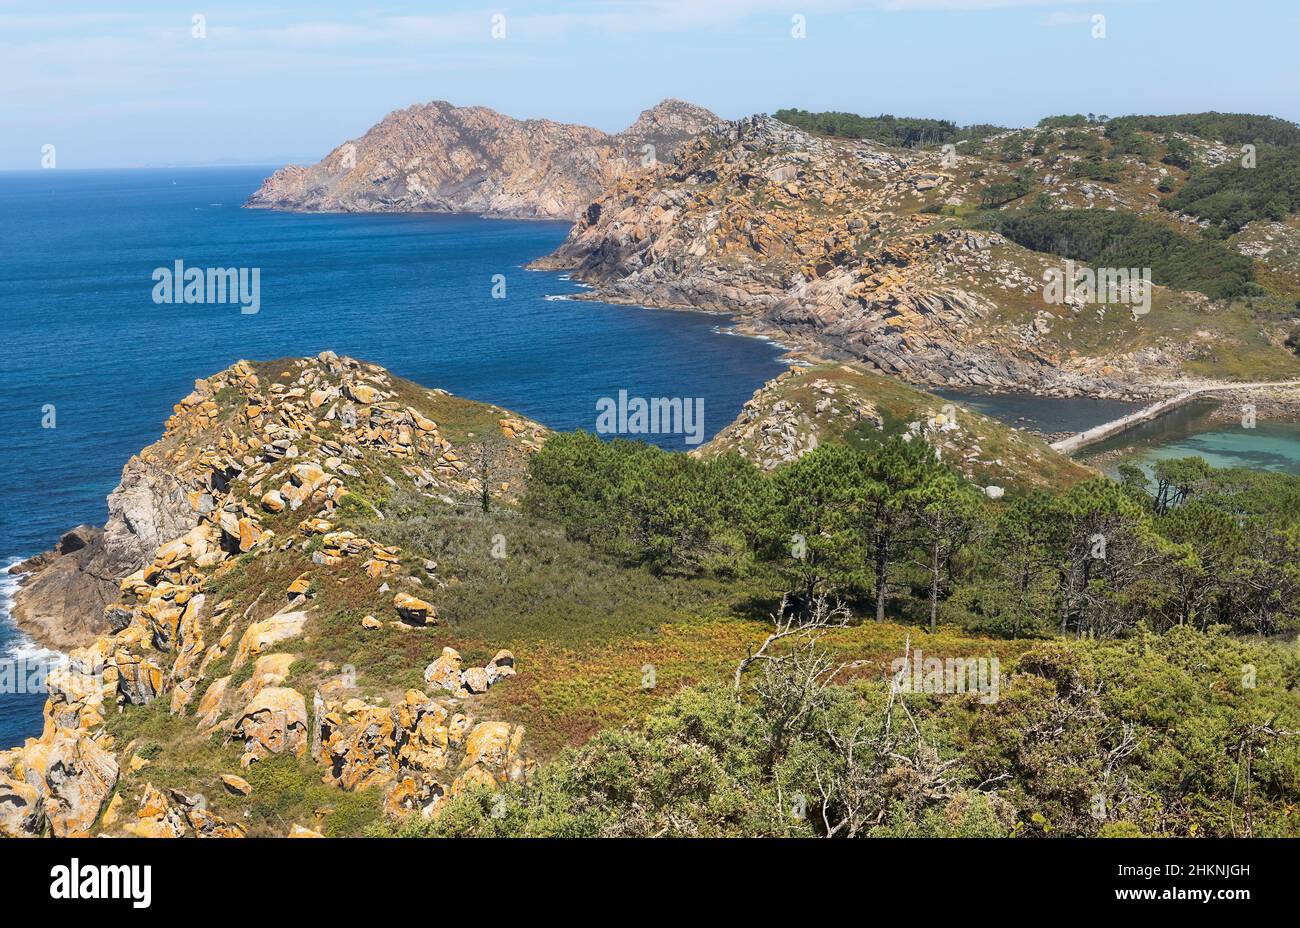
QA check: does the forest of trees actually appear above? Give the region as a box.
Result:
[1105,112,1300,148]
[524,431,1300,639]
[773,108,1003,148]
[387,433,1300,839]
[1033,112,1300,147]
[1163,145,1300,232]
[977,209,1257,299]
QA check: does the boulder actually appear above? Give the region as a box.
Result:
[111,651,163,705]
[32,727,119,837]
[449,763,500,798]
[460,667,490,694]
[423,647,462,691]
[286,572,312,597]
[196,675,231,731]
[234,687,308,762]
[220,773,253,796]
[0,756,44,837]
[393,592,436,626]
[486,649,517,685]
[233,609,308,668]
[460,720,522,771]
[346,383,379,405]
[240,653,295,702]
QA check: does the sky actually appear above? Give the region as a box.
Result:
[2,0,1297,169]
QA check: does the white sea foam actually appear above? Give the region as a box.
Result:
[543,294,574,302]
[710,324,794,356]
[0,558,63,663]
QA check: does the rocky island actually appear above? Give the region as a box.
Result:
[251,99,1300,403]
[534,113,1300,399]
[247,99,724,219]
[4,101,1300,841]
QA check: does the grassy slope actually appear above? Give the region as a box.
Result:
[818,120,1300,384]
[945,132,1300,382]
[99,357,1065,836]
[697,362,1096,491]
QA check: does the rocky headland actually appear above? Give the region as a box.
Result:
[1,352,545,837]
[532,114,1277,399]
[246,98,724,219]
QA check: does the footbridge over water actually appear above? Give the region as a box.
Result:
[1050,381,1300,456]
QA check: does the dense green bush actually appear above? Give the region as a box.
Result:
[1068,158,1125,182]
[979,174,1034,208]
[1161,136,1195,170]
[394,625,1300,837]
[1163,144,1300,231]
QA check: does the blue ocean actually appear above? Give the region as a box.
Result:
[0,167,789,748]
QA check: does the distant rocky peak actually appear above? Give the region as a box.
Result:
[622,99,726,138]
[247,98,720,219]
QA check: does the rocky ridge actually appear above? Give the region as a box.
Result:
[1,352,546,837]
[246,99,725,219]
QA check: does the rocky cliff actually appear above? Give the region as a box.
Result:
[533,114,1290,396]
[246,99,724,219]
[11,446,214,649]
[1,352,546,837]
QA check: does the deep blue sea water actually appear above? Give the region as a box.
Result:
[0,166,788,748]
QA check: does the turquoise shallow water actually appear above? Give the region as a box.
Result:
[938,389,1300,477]
[1110,425,1300,475]
[0,167,789,747]
[1078,398,1300,476]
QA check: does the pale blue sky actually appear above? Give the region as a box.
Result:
[2,0,1296,169]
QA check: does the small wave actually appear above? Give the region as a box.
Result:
[0,558,64,663]
[711,325,794,354]
[543,294,574,302]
